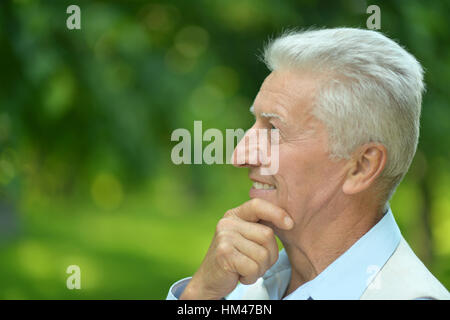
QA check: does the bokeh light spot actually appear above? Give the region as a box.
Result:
[174,26,209,58]
[91,173,124,211]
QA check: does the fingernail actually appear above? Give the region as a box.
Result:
[284,216,294,228]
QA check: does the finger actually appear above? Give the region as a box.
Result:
[230,219,279,265]
[233,233,276,274]
[230,248,261,285]
[227,198,294,230]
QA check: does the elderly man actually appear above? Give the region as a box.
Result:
[167,28,450,300]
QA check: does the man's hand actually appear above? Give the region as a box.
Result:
[180,198,294,300]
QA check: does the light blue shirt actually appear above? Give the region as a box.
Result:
[166,207,402,300]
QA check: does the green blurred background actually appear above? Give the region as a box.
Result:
[0,0,449,299]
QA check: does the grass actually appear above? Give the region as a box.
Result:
[0,165,250,299]
[0,165,449,299]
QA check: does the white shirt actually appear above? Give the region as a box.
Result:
[167,207,401,300]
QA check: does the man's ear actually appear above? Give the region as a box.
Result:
[342,143,387,195]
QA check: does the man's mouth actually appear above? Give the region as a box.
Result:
[252,181,276,190]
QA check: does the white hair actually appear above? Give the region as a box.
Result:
[263,28,425,210]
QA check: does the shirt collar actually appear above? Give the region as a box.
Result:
[272,207,402,300]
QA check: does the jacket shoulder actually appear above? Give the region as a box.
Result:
[361,237,450,300]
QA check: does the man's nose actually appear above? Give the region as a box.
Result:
[231,128,264,168]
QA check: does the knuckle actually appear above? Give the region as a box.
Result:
[223,209,237,219]
[261,226,274,239]
[215,229,231,244]
[215,221,223,233]
[216,242,233,257]
[216,218,234,232]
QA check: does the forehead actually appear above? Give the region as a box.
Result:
[253,69,319,120]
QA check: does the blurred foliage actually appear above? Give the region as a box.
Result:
[0,0,449,299]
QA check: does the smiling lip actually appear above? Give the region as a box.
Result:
[249,177,276,198]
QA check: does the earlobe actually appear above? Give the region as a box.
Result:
[342,144,387,195]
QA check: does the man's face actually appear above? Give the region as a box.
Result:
[234,70,348,240]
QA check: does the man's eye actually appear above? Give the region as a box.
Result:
[269,123,276,130]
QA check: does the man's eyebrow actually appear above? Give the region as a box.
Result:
[261,112,286,124]
[249,105,286,124]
